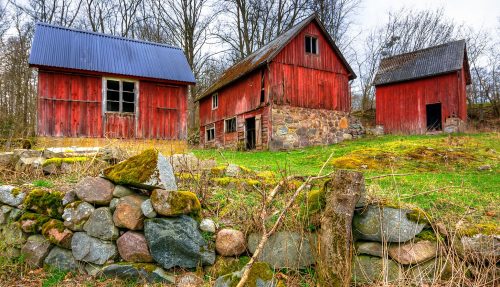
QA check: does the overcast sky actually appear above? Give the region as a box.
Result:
[355,0,499,36]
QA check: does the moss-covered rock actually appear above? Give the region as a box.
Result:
[42,157,89,167]
[103,149,177,190]
[18,212,51,233]
[23,188,64,218]
[41,219,73,248]
[206,256,250,279]
[211,165,228,177]
[150,189,201,218]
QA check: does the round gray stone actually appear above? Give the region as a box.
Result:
[44,246,79,271]
[71,232,117,265]
[83,207,119,241]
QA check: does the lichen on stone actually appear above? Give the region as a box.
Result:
[103,149,158,186]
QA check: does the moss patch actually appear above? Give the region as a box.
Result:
[457,223,500,237]
[299,188,326,219]
[211,165,227,177]
[23,189,64,218]
[229,262,274,287]
[415,229,440,242]
[19,212,51,233]
[42,157,89,167]
[103,149,158,187]
[406,207,432,225]
[207,256,250,278]
[212,177,238,187]
[170,190,201,219]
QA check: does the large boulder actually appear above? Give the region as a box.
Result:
[216,229,246,257]
[247,232,316,269]
[0,185,26,207]
[75,177,114,205]
[353,205,426,243]
[14,156,44,172]
[113,195,147,230]
[150,189,201,217]
[71,232,118,265]
[44,246,79,271]
[101,263,175,284]
[83,207,119,241]
[116,231,153,263]
[103,149,177,191]
[144,216,215,269]
[62,201,95,231]
[21,235,52,267]
[214,262,276,287]
[351,255,401,284]
[388,240,437,265]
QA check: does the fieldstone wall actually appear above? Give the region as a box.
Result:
[270,105,349,150]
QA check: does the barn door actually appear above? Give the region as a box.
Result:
[426,103,442,131]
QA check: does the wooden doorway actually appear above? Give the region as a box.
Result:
[245,117,256,150]
[426,103,442,131]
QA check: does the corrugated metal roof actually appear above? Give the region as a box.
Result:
[373,40,471,86]
[196,14,356,101]
[29,23,195,84]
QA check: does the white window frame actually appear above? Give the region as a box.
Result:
[206,124,215,142]
[103,77,138,114]
[212,93,219,110]
[224,117,237,133]
[305,35,319,55]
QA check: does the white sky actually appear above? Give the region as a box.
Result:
[355,0,499,37]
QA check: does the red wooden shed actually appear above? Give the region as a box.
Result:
[29,23,195,140]
[374,40,471,134]
[196,14,356,150]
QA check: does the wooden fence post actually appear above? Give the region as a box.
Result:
[316,170,364,287]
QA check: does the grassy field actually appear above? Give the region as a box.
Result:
[193,133,500,231]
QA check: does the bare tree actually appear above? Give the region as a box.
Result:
[11,0,83,27]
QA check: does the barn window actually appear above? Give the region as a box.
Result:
[212,93,218,110]
[225,117,237,133]
[206,124,215,142]
[305,36,318,54]
[105,79,136,113]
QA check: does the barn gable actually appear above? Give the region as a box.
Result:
[373,40,471,86]
[197,14,356,100]
[29,23,195,84]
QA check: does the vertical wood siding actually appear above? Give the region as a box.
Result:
[37,70,187,139]
[375,71,467,134]
[269,21,351,112]
[38,71,102,137]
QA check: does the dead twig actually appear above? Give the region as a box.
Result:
[367,173,414,180]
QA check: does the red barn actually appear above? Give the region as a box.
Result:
[196,15,356,150]
[374,40,471,134]
[29,23,195,140]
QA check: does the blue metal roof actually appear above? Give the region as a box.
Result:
[29,23,196,84]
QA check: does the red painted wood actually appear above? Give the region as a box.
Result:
[37,69,188,139]
[198,21,352,146]
[375,71,467,134]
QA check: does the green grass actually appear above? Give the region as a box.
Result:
[33,179,54,188]
[42,268,68,287]
[193,133,500,230]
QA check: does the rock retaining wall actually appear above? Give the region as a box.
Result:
[270,105,350,150]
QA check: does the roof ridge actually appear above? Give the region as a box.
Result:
[36,22,182,50]
[380,39,465,62]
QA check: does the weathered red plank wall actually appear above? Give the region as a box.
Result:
[375,70,467,134]
[269,21,351,112]
[37,70,187,139]
[198,70,270,147]
[38,71,102,137]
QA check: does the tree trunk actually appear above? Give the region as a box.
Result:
[316,170,364,287]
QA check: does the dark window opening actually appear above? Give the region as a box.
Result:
[106,79,136,113]
[426,103,442,131]
[245,117,256,150]
[305,36,318,54]
[212,93,218,109]
[260,70,265,103]
[206,125,215,142]
[225,118,237,133]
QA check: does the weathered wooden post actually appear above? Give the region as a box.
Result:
[316,170,364,287]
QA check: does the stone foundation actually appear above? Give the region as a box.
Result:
[443,117,466,133]
[270,105,349,150]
